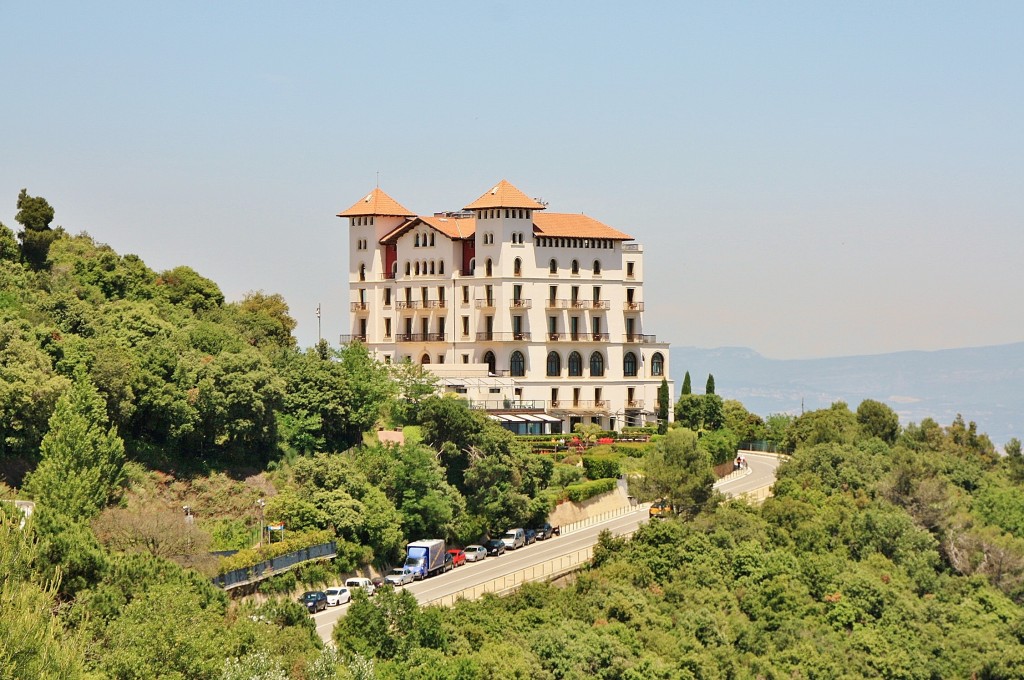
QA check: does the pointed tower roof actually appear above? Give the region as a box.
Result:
[337,188,415,218]
[463,179,546,211]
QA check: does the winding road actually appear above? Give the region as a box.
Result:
[312,450,784,643]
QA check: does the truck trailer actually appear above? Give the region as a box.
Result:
[404,539,446,580]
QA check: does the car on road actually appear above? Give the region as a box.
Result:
[485,538,506,556]
[300,591,328,614]
[524,529,537,545]
[344,577,376,597]
[464,545,487,562]
[384,567,415,587]
[443,551,455,572]
[324,586,351,606]
[649,499,675,519]
[533,523,558,540]
[447,549,466,567]
[501,528,526,550]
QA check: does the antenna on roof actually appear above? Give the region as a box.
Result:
[376,171,380,188]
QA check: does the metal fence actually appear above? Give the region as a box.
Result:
[212,541,337,590]
[559,503,643,536]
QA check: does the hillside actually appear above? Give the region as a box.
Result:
[671,343,1024,447]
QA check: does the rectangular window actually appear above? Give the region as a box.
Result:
[438,287,445,305]
[571,286,579,303]
[384,288,392,306]
[593,317,602,335]
[513,284,522,302]
[462,286,469,304]
[437,355,445,364]
[384,318,392,338]
[383,355,391,364]
[626,288,634,303]
[513,316,523,335]
[549,285,557,304]
[462,316,469,337]
[489,387,501,394]
[548,316,557,334]
[404,287,412,303]
[421,287,429,305]
[626,262,635,278]
[592,286,600,303]
[462,353,469,364]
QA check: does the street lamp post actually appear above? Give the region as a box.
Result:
[255,498,265,546]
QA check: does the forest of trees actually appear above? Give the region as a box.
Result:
[3,191,1024,678]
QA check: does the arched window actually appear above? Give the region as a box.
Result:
[405,262,411,276]
[359,264,366,281]
[485,259,493,277]
[593,260,601,275]
[415,262,420,275]
[421,354,430,364]
[484,351,496,375]
[571,260,579,275]
[514,258,522,276]
[429,261,435,275]
[468,257,476,274]
[568,351,583,377]
[415,234,420,247]
[549,259,557,274]
[623,352,638,377]
[546,351,561,377]
[590,352,605,377]
[651,352,664,376]
[510,351,525,377]
[429,232,435,246]
[438,261,445,275]
[392,262,398,277]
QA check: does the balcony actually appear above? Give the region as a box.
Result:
[468,400,547,410]
[549,400,610,412]
[549,333,611,342]
[509,299,532,309]
[339,334,366,343]
[474,299,496,310]
[459,269,475,277]
[545,299,567,309]
[395,333,448,343]
[379,272,396,280]
[625,334,657,343]
[423,300,447,309]
[350,302,369,312]
[396,301,422,310]
[626,400,645,410]
[622,243,642,252]
[475,332,531,342]
[623,301,644,311]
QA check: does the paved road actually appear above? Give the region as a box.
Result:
[313,507,648,643]
[313,451,785,643]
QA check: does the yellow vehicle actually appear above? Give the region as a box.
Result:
[649,498,674,518]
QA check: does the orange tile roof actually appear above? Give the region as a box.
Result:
[533,213,633,240]
[379,215,477,244]
[337,187,415,218]
[464,179,546,211]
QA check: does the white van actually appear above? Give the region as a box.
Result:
[344,577,376,597]
[501,528,526,550]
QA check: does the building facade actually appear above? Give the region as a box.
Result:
[339,180,672,434]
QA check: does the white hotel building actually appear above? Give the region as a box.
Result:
[339,180,673,434]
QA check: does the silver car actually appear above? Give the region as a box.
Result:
[464,545,487,562]
[384,567,415,587]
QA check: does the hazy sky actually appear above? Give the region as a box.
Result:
[3,2,1022,359]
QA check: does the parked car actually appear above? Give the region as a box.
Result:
[485,538,506,556]
[524,529,537,545]
[344,577,376,597]
[534,523,558,540]
[384,567,415,587]
[443,551,454,572]
[501,528,526,550]
[649,499,675,519]
[447,549,466,567]
[324,586,351,607]
[464,545,487,562]
[300,591,327,614]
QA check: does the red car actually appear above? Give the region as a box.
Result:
[446,549,466,567]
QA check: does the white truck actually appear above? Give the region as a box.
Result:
[404,539,446,580]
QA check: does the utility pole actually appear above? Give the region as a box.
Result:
[255,498,265,546]
[316,304,322,345]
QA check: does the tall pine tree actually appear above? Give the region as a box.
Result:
[706,373,716,395]
[682,371,691,395]
[657,378,670,434]
[25,374,125,518]
[15,189,58,270]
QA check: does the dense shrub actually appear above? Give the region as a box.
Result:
[582,455,621,480]
[564,478,617,503]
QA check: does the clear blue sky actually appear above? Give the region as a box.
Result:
[3,1,1022,359]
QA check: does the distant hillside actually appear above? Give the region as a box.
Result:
[670,342,1024,446]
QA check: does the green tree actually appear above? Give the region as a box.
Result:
[657,377,669,435]
[0,222,19,262]
[702,394,725,430]
[638,428,714,518]
[389,359,440,426]
[705,373,715,395]
[156,265,224,312]
[229,290,297,350]
[682,371,691,395]
[15,189,58,269]
[856,399,900,444]
[674,393,703,431]
[25,374,125,518]
[336,342,394,447]
[1006,437,1024,484]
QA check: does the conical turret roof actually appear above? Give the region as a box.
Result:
[463,179,546,211]
[337,187,415,218]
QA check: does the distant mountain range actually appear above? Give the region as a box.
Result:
[669,342,1024,447]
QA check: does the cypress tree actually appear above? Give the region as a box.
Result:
[706,373,716,395]
[682,371,691,395]
[657,378,670,434]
